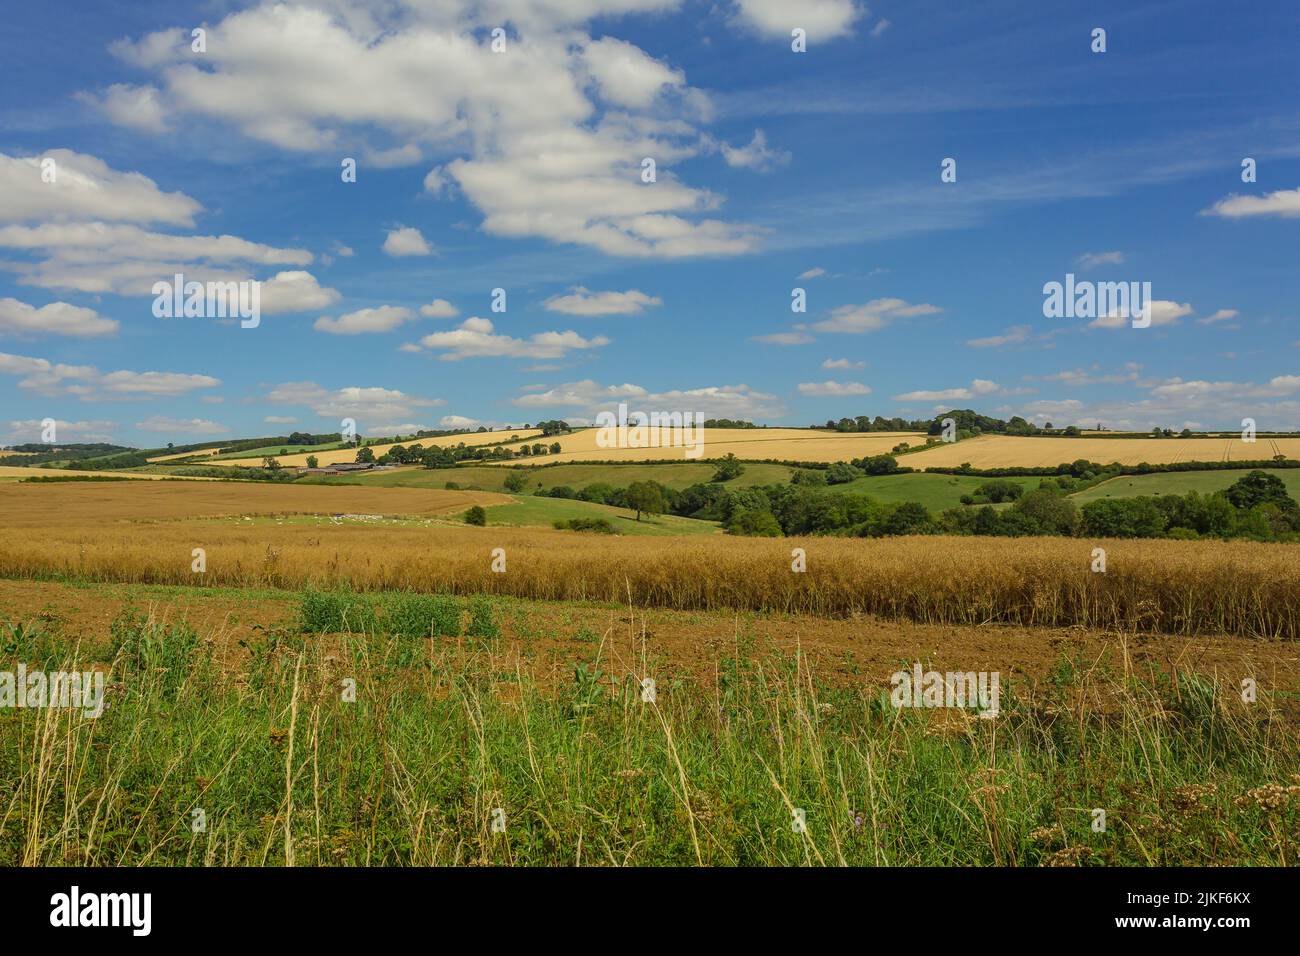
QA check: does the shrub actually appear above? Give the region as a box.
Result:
[553,518,615,533]
[467,594,500,638]
[299,590,380,633]
[1080,497,1168,538]
[973,479,1024,503]
[383,593,440,638]
[1225,470,1294,510]
[464,505,487,526]
[726,508,783,537]
[825,462,863,485]
[790,469,827,486]
[1010,488,1079,536]
[431,594,462,636]
[884,501,932,535]
[712,453,746,482]
[853,454,902,476]
[578,482,616,504]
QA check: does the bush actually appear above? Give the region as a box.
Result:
[853,454,903,476]
[973,479,1024,503]
[430,594,462,636]
[299,590,380,633]
[884,501,931,535]
[467,594,500,638]
[726,508,783,536]
[1225,470,1294,510]
[1010,488,1079,536]
[503,470,528,493]
[790,469,827,486]
[825,462,863,485]
[383,593,440,638]
[712,453,746,482]
[578,482,616,504]
[1080,497,1168,538]
[553,518,615,533]
[464,505,487,526]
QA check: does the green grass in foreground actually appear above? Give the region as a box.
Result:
[1,591,1297,866]
[1071,469,1300,503]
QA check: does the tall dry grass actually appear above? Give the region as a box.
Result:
[3,602,1296,866]
[3,519,1299,639]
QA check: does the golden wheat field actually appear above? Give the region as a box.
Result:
[202,429,544,468]
[478,427,927,464]
[903,434,1300,468]
[3,481,1299,639]
[0,466,220,482]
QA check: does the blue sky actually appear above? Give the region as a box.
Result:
[1,0,1297,446]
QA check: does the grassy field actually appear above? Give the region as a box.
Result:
[905,435,1300,468]
[1072,469,1300,503]
[2,579,1295,866]
[484,495,720,535]
[825,472,1043,509]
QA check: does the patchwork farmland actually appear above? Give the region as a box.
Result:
[2,469,1298,869]
[481,427,926,464]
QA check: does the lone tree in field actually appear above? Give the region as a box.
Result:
[1226,470,1295,511]
[464,505,487,526]
[355,445,375,464]
[624,481,664,522]
[711,453,745,482]
[306,455,319,469]
[503,470,528,493]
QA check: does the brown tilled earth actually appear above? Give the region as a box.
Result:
[2,579,1296,701]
